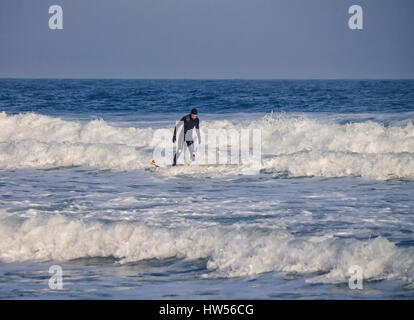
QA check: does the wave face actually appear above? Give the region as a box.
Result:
[0,111,413,179]
[0,215,413,284]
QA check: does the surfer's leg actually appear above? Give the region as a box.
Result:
[172,153,177,166]
[186,140,195,161]
[173,138,184,166]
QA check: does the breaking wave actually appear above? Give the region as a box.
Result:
[0,215,413,284]
[0,111,413,180]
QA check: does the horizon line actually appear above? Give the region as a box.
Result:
[1,77,414,81]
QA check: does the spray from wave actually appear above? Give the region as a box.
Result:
[0,215,413,285]
[0,111,413,179]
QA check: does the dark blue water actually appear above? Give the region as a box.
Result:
[1,79,413,119]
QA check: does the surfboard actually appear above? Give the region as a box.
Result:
[151,160,160,168]
[152,159,194,169]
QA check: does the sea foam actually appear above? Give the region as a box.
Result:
[0,215,413,284]
[0,111,413,179]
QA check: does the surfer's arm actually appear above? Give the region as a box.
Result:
[173,117,185,142]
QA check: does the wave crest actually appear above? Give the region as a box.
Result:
[0,111,413,179]
[1,215,413,284]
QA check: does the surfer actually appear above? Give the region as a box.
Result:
[172,108,201,166]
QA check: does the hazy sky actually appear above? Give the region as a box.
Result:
[0,0,413,79]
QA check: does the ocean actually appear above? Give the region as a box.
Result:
[0,79,413,299]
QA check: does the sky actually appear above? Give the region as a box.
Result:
[0,0,413,79]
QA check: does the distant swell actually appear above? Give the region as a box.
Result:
[1,215,413,284]
[0,111,413,180]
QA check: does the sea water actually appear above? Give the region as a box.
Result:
[0,79,413,299]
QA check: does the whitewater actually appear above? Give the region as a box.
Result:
[0,79,413,299]
[1,111,413,179]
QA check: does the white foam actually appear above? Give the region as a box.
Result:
[0,112,413,179]
[0,215,413,284]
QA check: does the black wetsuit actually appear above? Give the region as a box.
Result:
[173,114,200,141]
[172,114,200,166]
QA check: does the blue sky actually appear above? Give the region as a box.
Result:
[0,0,413,78]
